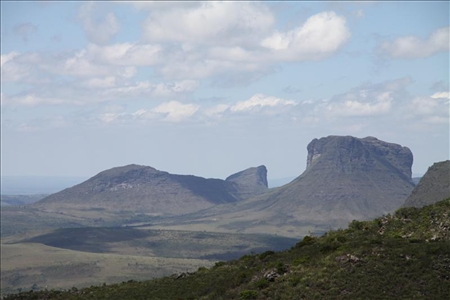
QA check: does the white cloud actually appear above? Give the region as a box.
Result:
[1,52,20,67]
[325,92,392,117]
[409,96,449,116]
[2,94,67,106]
[56,49,119,77]
[86,43,162,66]
[261,11,350,61]
[321,78,412,118]
[126,1,199,11]
[100,80,199,99]
[85,76,116,88]
[230,94,297,112]
[78,2,120,45]
[379,26,450,58]
[203,104,230,119]
[0,52,31,82]
[431,92,450,99]
[141,2,274,47]
[151,101,200,122]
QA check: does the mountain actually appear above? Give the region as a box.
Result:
[32,164,268,216]
[1,194,48,206]
[168,136,416,235]
[8,198,450,299]
[403,160,450,208]
[270,135,415,222]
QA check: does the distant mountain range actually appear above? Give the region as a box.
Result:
[28,135,435,236]
[403,160,450,208]
[33,164,268,216]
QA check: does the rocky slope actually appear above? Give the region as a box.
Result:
[403,160,450,208]
[32,164,268,216]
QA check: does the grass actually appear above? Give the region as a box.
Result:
[3,198,450,299]
[1,228,297,296]
[0,243,214,296]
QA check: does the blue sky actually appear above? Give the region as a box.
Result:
[1,1,449,182]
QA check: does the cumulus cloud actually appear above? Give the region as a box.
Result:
[325,91,392,117]
[407,94,449,125]
[1,52,32,82]
[431,91,450,99]
[85,76,116,88]
[86,43,162,66]
[322,78,413,118]
[379,26,450,58]
[151,101,200,122]
[13,23,38,41]
[230,94,297,112]
[203,104,230,119]
[99,80,199,99]
[78,2,120,45]
[261,11,351,61]
[142,2,274,47]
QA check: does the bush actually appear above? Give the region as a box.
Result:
[240,290,258,299]
[258,250,275,260]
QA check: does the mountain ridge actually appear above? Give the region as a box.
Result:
[32,164,268,216]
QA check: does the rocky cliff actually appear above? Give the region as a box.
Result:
[268,135,415,224]
[403,160,450,208]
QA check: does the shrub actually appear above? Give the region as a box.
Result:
[240,290,258,299]
[258,250,275,260]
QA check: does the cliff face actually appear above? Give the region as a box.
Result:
[286,136,415,222]
[306,136,413,181]
[226,165,268,199]
[33,164,268,216]
[403,160,450,208]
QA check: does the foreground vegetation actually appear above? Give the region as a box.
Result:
[3,198,450,299]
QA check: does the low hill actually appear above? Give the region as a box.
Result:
[32,164,268,216]
[6,198,450,299]
[403,160,450,208]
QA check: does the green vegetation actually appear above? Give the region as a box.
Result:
[4,198,450,300]
[1,227,296,295]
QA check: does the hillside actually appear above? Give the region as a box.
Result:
[32,164,268,216]
[1,194,47,207]
[5,198,450,299]
[158,136,416,236]
[403,160,450,208]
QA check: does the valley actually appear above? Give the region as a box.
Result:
[1,136,449,298]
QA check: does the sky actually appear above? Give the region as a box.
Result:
[1,1,449,182]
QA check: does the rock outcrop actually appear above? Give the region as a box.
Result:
[226,165,268,200]
[403,160,450,208]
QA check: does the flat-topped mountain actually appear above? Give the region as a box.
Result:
[32,164,268,216]
[274,136,415,222]
[403,160,450,208]
[172,136,416,235]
